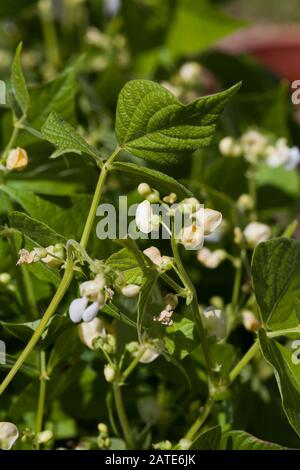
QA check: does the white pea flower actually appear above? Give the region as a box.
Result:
[6,147,28,171]
[82,301,100,322]
[242,310,260,332]
[69,297,88,323]
[143,246,172,270]
[243,222,271,248]
[178,222,204,250]
[80,273,106,301]
[121,284,141,298]
[202,306,226,341]
[0,422,19,450]
[266,138,300,170]
[78,317,107,349]
[135,200,160,234]
[17,247,47,265]
[285,146,300,170]
[201,208,223,235]
[197,247,226,269]
[128,341,160,364]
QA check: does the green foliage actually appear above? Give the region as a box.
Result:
[116,79,241,164]
[11,43,30,115]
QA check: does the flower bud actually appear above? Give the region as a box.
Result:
[104,363,117,383]
[243,222,271,248]
[179,62,201,86]
[179,197,200,214]
[78,317,106,349]
[0,422,19,450]
[236,194,255,211]
[6,147,28,171]
[197,247,226,269]
[202,209,222,235]
[201,306,226,341]
[69,297,88,323]
[146,189,160,203]
[121,284,141,298]
[163,192,177,204]
[36,430,53,445]
[97,423,108,434]
[143,246,172,270]
[219,136,235,156]
[178,438,191,450]
[41,244,64,267]
[137,182,152,197]
[82,301,99,322]
[163,293,178,310]
[0,273,11,284]
[242,310,260,332]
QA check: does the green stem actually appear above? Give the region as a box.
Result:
[38,0,61,70]
[170,233,214,386]
[0,147,120,395]
[80,147,120,249]
[120,346,147,383]
[1,115,26,162]
[231,257,242,314]
[246,167,257,220]
[35,350,47,449]
[0,258,73,396]
[229,340,260,384]
[160,272,185,297]
[268,327,300,338]
[112,382,135,449]
[184,398,214,443]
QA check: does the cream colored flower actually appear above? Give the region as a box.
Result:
[6,147,28,171]
[242,310,260,332]
[137,182,151,197]
[17,247,47,265]
[201,307,226,340]
[243,222,271,248]
[80,273,106,301]
[0,422,19,450]
[135,200,160,233]
[41,244,64,268]
[197,247,226,269]
[143,246,172,270]
[121,284,141,298]
[219,136,235,156]
[178,222,204,250]
[78,317,107,349]
[153,309,173,326]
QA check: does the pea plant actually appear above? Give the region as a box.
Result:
[1,42,300,452]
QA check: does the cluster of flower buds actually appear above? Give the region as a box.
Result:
[201,306,226,341]
[69,273,111,323]
[17,244,65,267]
[197,247,227,269]
[0,422,19,450]
[97,423,110,450]
[3,147,28,171]
[234,222,271,249]
[153,293,178,327]
[219,130,300,170]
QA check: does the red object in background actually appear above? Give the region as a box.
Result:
[217,24,300,83]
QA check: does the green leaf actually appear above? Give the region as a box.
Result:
[255,166,300,198]
[258,329,300,439]
[191,425,221,450]
[11,42,30,114]
[7,179,86,196]
[106,248,145,285]
[41,112,101,162]
[252,238,300,330]
[48,327,83,373]
[10,211,66,247]
[111,161,193,199]
[221,429,286,450]
[163,314,197,360]
[115,79,241,164]
[167,0,245,57]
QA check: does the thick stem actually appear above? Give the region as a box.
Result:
[120,346,147,383]
[35,350,47,449]
[112,382,135,449]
